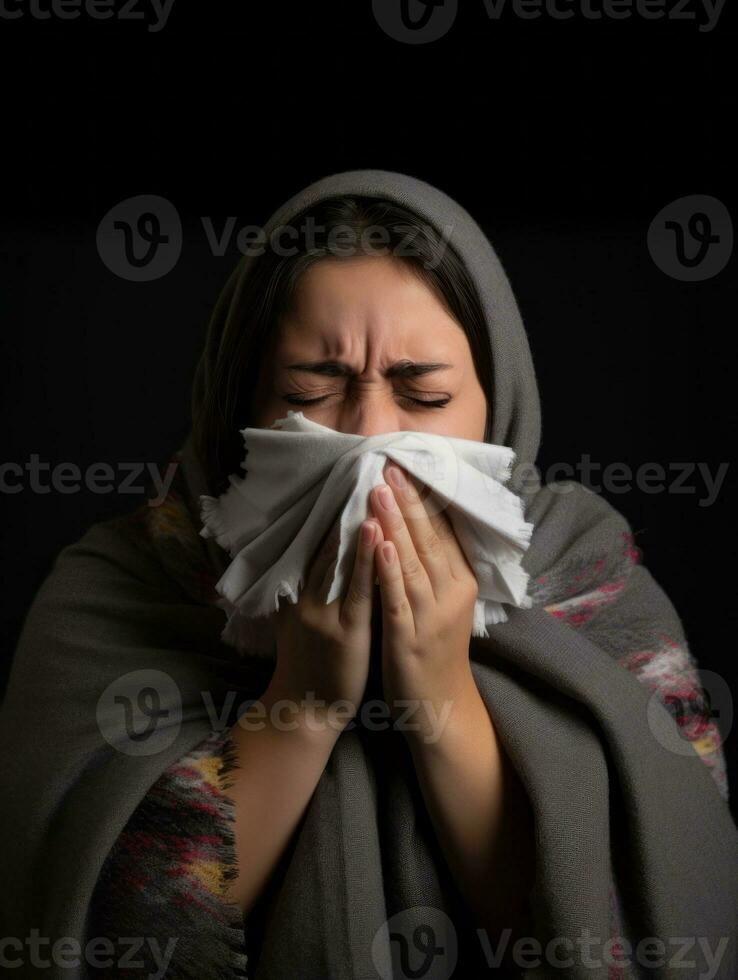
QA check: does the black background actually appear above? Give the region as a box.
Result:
[1,2,736,816]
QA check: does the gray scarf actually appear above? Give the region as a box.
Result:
[1,169,735,980]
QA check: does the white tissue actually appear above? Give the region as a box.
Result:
[199,411,534,656]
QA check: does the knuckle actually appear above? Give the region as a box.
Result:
[387,596,411,618]
[400,554,423,580]
[344,580,371,609]
[421,532,443,560]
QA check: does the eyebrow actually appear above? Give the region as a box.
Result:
[284,359,454,379]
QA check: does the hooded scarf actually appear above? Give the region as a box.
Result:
[0,169,735,980]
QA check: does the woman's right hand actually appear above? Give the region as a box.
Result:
[269,516,385,732]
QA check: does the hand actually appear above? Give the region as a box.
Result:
[270,512,381,734]
[369,461,480,742]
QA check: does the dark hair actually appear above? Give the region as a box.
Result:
[193,195,494,495]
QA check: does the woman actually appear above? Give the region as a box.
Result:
[1,170,734,980]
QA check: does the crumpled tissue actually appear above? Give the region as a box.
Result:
[199,410,535,656]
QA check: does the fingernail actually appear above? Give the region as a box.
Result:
[381,542,394,563]
[361,521,375,545]
[377,485,395,510]
[387,465,406,488]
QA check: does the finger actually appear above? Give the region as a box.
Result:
[383,463,451,600]
[428,504,477,585]
[338,520,379,630]
[370,476,433,612]
[375,539,416,640]
[393,465,475,587]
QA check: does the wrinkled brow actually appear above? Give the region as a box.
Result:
[284,359,453,379]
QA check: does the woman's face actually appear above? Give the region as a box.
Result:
[251,255,488,441]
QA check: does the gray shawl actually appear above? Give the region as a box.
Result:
[1,169,736,980]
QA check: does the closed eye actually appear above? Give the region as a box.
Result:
[284,394,450,409]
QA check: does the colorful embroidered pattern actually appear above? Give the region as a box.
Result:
[88,729,247,978]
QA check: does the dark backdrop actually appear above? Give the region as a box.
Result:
[1,3,736,817]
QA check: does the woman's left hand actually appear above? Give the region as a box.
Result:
[368,461,480,742]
